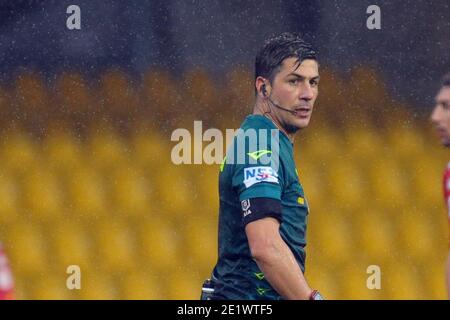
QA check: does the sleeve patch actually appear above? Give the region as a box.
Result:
[243,166,279,188]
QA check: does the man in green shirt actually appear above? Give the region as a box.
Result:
[202,33,323,300]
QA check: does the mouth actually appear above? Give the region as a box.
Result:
[435,127,449,139]
[294,106,311,118]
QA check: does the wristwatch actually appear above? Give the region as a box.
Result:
[309,290,324,300]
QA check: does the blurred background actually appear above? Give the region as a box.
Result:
[0,0,449,299]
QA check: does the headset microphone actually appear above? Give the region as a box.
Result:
[261,83,298,116]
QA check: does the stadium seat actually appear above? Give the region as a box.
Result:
[339,264,383,300]
[368,158,409,207]
[94,220,136,273]
[384,262,426,299]
[31,275,72,300]
[181,69,218,125]
[53,72,93,117]
[52,220,92,271]
[66,166,107,220]
[138,218,183,274]
[0,171,20,224]
[99,70,139,118]
[353,210,395,261]
[156,164,196,221]
[13,72,50,117]
[87,126,131,173]
[141,69,180,123]
[396,210,438,263]
[166,268,202,300]
[182,217,218,277]
[120,271,164,299]
[0,86,12,124]
[109,165,152,219]
[307,213,353,266]
[42,128,85,177]
[78,273,118,300]
[0,130,39,176]
[305,263,342,300]
[6,222,48,276]
[22,167,63,222]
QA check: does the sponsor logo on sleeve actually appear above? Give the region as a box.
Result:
[243,166,279,188]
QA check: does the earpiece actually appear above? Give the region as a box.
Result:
[261,84,267,97]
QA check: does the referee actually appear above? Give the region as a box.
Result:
[202,33,324,300]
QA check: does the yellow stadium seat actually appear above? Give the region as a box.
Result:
[66,167,107,220]
[78,273,118,300]
[305,264,342,300]
[138,218,183,274]
[194,164,219,218]
[166,269,202,300]
[396,210,438,263]
[384,262,426,299]
[344,124,383,163]
[131,130,171,169]
[156,164,196,221]
[301,125,342,163]
[109,165,152,219]
[0,171,20,224]
[409,155,443,208]
[120,271,164,299]
[354,211,395,262]
[424,257,448,300]
[307,214,353,266]
[87,126,131,172]
[0,130,39,176]
[339,265,383,300]
[52,220,92,271]
[6,222,48,276]
[42,129,85,177]
[327,158,367,210]
[368,158,408,207]
[182,217,218,278]
[22,167,63,222]
[95,220,136,273]
[31,275,72,300]
[387,125,425,162]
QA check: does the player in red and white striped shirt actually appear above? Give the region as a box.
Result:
[0,242,15,300]
[430,72,450,299]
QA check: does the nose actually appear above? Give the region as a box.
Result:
[430,105,441,125]
[299,82,314,101]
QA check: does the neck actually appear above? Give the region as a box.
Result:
[253,102,295,143]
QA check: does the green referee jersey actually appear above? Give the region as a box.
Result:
[210,114,309,300]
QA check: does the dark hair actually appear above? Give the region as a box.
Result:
[255,33,317,86]
[442,72,450,87]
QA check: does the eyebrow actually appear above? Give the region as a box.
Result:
[286,73,320,81]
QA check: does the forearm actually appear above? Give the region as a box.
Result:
[252,237,312,300]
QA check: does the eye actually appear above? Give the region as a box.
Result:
[443,103,450,110]
[310,79,319,87]
[289,79,299,85]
